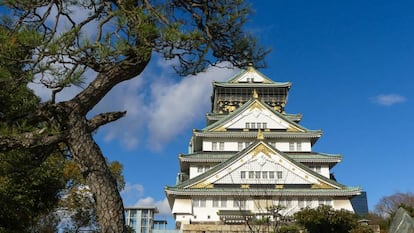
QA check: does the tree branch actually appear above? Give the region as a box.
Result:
[0,130,65,151]
[71,55,151,115]
[87,111,127,132]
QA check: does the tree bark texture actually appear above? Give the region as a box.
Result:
[67,114,126,233]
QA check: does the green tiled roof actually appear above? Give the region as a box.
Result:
[286,152,342,163]
[201,98,318,133]
[165,187,362,197]
[193,131,322,139]
[222,67,291,87]
[171,141,348,191]
[179,151,342,164]
[206,112,303,124]
[213,82,291,88]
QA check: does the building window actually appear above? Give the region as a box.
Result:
[221,198,227,207]
[289,142,295,151]
[297,142,302,151]
[245,122,250,129]
[213,198,219,207]
[248,171,254,179]
[318,198,332,206]
[213,197,227,208]
[193,198,206,207]
[197,166,203,172]
[212,142,217,151]
[277,171,283,179]
[251,122,256,129]
[269,171,275,179]
[257,122,261,129]
[263,122,267,129]
[212,142,224,151]
[219,142,224,151]
[240,171,246,179]
[262,171,268,179]
[255,171,261,179]
[233,199,246,209]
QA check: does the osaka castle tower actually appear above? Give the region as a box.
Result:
[165,65,363,229]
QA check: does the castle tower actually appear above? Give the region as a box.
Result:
[165,66,363,230]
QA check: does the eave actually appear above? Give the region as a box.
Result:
[193,131,322,145]
[165,187,362,197]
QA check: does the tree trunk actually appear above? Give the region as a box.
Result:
[67,114,126,233]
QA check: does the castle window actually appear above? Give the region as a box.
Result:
[289,142,295,151]
[213,197,227,208]
[221,198,227,207]
[212,142,224,151]
[255,171,261,179]
[233,199,246,209]
[263,122,267,129]
[245,122,250,128]
[240,171,246,179]
[219,142,224,151]
[269,171,275,179]
[197,166,203,172]
[297,142,302,151]
[277,171,283,179]
[193,198,206,207]
[212,142,217,151]
[213,198,219,207]
[262,171,268,179]
[248,171,254,179]
[257,122,261,129]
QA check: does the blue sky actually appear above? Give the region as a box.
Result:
[27,0,414,224]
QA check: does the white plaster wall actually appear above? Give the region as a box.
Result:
[333,199,355,212]
[202,140,244,152]
[202,139,311,152]
[189,166,198,179]
[203,141,212,151]
[174,197,338,224]
[301,141,312,152]
[320,166,330,178]
[276,141,289,151]
[189,164,213,179]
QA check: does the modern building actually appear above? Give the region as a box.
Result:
[125,207,160,233]
[165,66,364,230]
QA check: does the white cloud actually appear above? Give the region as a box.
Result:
[371,94,407,106]
[29,54,241,151]
[121,183,145,206]
[134,197,171,216]
[121,183,171,216]
[92,59,240,151]
[146,63,240,150]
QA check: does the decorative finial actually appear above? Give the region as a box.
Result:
[257,128,264,140]
[247,62,254,72]
[253,88,259,99]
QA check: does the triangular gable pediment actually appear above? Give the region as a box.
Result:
[228,67,274,84]
[208,99,305,132]
[187,142,341,189]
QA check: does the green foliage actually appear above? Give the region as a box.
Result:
[1,1,268,231]
[349,225,374,233]
[0,150,67,233]
[276,224,302,233]
[294,205,358,233]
